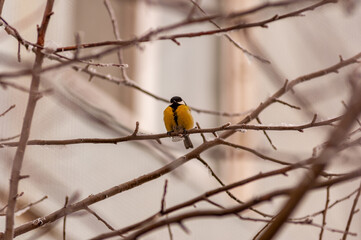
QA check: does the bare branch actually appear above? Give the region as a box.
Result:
[85,207,116,232]
[341,181,361,240]
[258,80,361,240]
[274,99,301,110]
[62,196,68,240]
[195,122,207,143]
[0,105,15,117]
[0,115,343,148]
[3,1,55,239]
[103,0,129,80]
[188,0,270,64]
[319,183,331,240]
[257,117,277,150]
[96,170,361,240]
[52,0,335,52]
[160,179,168,214]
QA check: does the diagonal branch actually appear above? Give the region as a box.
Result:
[93,169,361,240]
[258,82,361,240]
[341,181,361,240]
[0,105,15,117]
[188,0,270,64]
[3,1,54,240]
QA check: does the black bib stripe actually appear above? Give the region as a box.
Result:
[170,102,180,126]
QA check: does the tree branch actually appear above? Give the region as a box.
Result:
[0,115,343,148]
[0,105,15,117]
[92,169,361,240]
[258,81,361,240]
[0,0,5,17]
[3,1,54,239]
[341,181,361,240]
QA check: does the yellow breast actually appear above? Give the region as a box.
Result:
[175,105,194,130]
[163,104,194,132]
[163,106,176,132]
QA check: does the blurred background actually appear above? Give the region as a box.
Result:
[0,0,361,239]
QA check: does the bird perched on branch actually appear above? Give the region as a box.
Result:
[163,96,194,149]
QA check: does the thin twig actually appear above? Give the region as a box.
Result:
[0,192,24,214]
[85,207,116,232]
[341,181,361,240]
[160,179,168,214]
[196,156,272,218]
[159,180,172,239]
[292,187,361,221]
[0,134,20,142]
[0,105,15,117]
[0,196,47,217]
[166,215,173,240]
[63,196,68,240]
[103,0,129,80]
[319,183,331,240]
[196,122,207,143]
[257,117,277,150]
[274,99,301,110]
[188,0,270,64]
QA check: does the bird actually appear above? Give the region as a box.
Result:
[163,96,194,149]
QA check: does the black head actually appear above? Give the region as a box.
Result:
[170,96,183,104]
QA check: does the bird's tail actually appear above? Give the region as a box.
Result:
[183,135,193,149]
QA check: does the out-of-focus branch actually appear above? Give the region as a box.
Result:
[258,80,361,240]
[3,1,54,240]
[0,0,5,17]
[0,196,48,217]
[71,65,254,117]
[103,0,128,80]
[54,0,335,52]
[188,0,270,64]
[92,169,361,240]
[0,134,20,142]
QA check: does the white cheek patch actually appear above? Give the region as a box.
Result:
[179,101,185,105]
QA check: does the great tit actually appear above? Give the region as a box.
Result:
[163,96,194,149]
